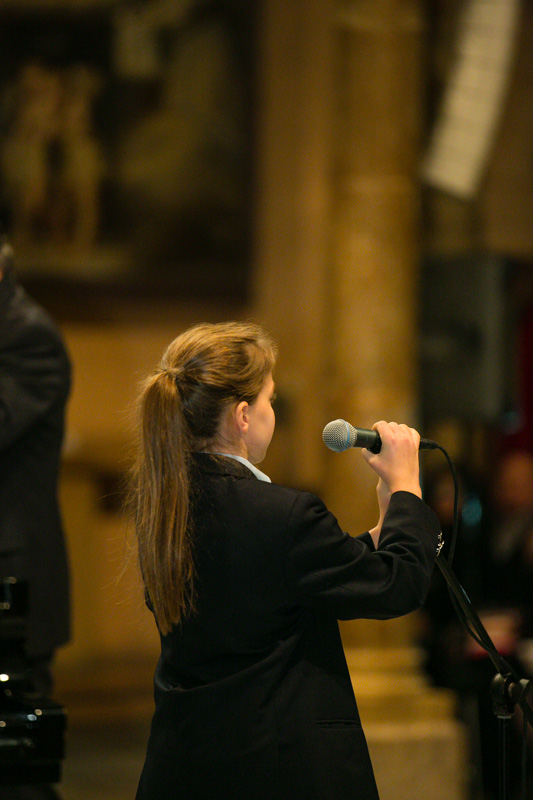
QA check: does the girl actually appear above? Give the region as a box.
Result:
[131,320,440,800]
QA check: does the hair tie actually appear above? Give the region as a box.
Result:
[159,365,185,387]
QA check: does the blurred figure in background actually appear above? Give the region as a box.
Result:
[420,452,533,800]
[115,0,250,267]
[487,450,533,636]
[0,241,71,800]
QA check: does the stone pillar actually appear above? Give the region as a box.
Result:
[250,0,335,490]
[326,0,426,648]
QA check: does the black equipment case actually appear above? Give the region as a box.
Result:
[0,578,67,785]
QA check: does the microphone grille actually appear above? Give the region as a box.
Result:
[322,419,356,452]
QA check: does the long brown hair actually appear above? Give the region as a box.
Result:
[130,321,277,634]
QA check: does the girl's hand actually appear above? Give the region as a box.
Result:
[361,420,422,498]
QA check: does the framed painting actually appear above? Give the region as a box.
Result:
[0,0,257,303]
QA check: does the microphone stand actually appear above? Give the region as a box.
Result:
[436,553,533,800]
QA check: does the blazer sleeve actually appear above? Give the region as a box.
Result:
[0,315,70,451]
[284,489,441,621]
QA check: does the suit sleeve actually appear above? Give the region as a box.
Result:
[284,490,441,620]
[0,317,70,451]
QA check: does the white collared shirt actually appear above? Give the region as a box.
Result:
[214,453,271,483]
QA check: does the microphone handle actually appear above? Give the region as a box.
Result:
[354,428,438,454]
[353,428,382,453]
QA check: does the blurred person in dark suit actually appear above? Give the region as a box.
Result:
[0,241,71,800]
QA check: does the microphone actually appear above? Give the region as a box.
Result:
[322,419,438,454]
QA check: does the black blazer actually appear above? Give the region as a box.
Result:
[0,271,71,657]
[136,454,440,800]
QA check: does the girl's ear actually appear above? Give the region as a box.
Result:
[234,400,250,434]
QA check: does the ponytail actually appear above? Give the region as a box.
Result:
[130,321,277,634]
[132,370,195,634]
